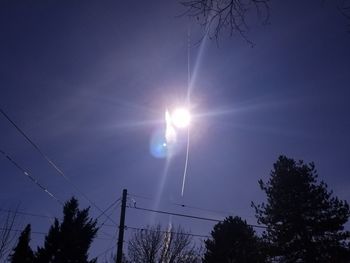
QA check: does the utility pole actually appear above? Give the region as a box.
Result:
[116,188,127,263]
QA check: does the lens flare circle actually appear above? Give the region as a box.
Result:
[150,128,180,159]
[150,129,168,158]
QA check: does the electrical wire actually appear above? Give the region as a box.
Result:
[125,225,209,238]
[0,208,54,219]
[0,149,63,206]
[0,227,47,235]
[128,192,250,219]
[128,205,267,229]
[0,227,116,240]
[0,207,116,240]
[172,202,234,217]
[95,201,120,238]
[129,205,220,222]
[0,208,116,228]
[96,198,120,221]
[128,193,153,201]
[0,107,117,226]
[97,200,121,229]
[96,226,119,261]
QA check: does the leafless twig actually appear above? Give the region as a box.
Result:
[0,206,20,261]
[127,224,202,263]
[339,0,350,31]
[181,0,270,45]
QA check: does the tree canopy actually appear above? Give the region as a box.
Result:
[253,155,350,262]
[0,208,19,261]
[182,0,269,44]
[127,224,201,263]
[9,224,34,263]
[203,216,266,263]
[6,157,350,263]
[35,197,98,263]
[181,0,350,43]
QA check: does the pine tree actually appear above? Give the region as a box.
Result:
[35,220,60,263]
[253,155,350,262]
[9,224,34,263]
[35,197,98,263]
[203,216,266,263]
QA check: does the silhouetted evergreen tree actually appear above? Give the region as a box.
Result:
[203,216,266,263]
[9,224,34,263]
[35,197,98,263]
[253,155,350,262]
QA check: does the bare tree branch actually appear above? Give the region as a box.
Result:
[339,0,350,27]
[0,206,20,261]
[181,0,270,45]
[127,224,202,263]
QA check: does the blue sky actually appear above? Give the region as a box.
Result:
[1,0,350,260]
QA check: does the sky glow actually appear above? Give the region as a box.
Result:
[1,0,350,259]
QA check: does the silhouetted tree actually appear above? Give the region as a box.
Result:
[203,216,266,263]
[0,207,19,261]
[253,155,350,262]
[181,0,350,43]
[9,224,34,263]
[128,224,201,263]
[181,0,269,44]
[341,0,350,26]
[35,197,98,263]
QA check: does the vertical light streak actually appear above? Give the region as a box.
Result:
[181,127,190,197]
[151,156,171,223]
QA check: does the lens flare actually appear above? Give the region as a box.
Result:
[150,129,168,158]
[171,108,191,128]
[165,110,177,144]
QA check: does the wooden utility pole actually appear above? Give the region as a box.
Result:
[116,189,127,263]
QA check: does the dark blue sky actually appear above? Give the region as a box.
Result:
[1,0,350,260]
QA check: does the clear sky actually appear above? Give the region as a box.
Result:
[1,0,350,261]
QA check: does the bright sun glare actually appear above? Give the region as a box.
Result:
[171,108,191,128]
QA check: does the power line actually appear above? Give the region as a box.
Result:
[95,224,119,260]
[0,149,64,206]
[129,192,256,219]
[0,227,114,240]
[0,208,54,219]
[0,107,117,226]
[128,193,153,201]
[95,199,120,243]
[0,208,116,240]
[95,228,119,261]
[0,227,46,235]
[125,225,209,238]
[129,192,231,215]
[96,203,119,239]
[129,205,220,222]
[174,202,257,220]
[128,205,267,229]
[0,208,116,228]
[172,202,237,217]
[96,198,120,221]
[97,203,121,230]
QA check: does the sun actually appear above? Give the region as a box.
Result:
[170,107,191,128]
